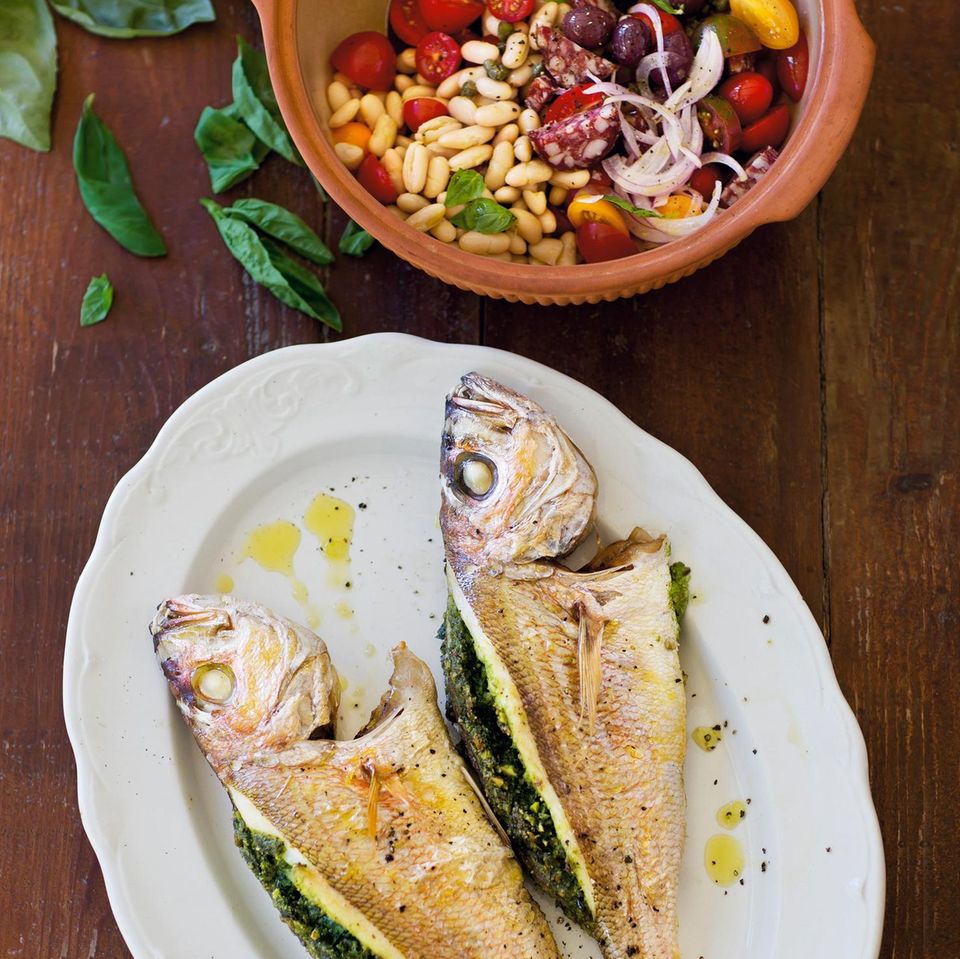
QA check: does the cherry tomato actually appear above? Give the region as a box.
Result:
[729,0,799,49]
[576,222,637,263]
[567,194,628,234]
[419,0,483,32]
[689,165,721,198]
[692,15,761,57]
[332,122,372,152]
[544,84,604,124]
[754,55,781,99]
[740,103,790,152]
[403,96,450,132]
[357,154,399,204]
[632,8,683,37]
[488,0,535,21]
[390,0,430,45]
[719,71,774,125]
[777,31,808,101]
[658,195,696,218]
[415,31,462,83]
[698,95,742,153]
[331,32,396,91]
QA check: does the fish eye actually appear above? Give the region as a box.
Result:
[454,453,497,500]
[192,663,235,705]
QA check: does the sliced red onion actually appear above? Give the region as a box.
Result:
[600,93,685,146]
[637,51,677,99]
[629,3,672,95]
[604,152,697,197]
[664,30,723,111]
[627,181,723,241]
[700,151,748,180]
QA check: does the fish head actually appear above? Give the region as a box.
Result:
[440,373,597,567]
[151,595,340,767]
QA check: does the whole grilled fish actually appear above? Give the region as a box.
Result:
[439,374,689,959]
[153,595,560,959]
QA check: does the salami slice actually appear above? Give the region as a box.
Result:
[538,26,618,88]
[529,101,621,170]
[720,147,779,207]
[525,75,563,113]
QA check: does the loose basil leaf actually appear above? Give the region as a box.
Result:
[195,106,263,193]
[649,0,684,14]
[201,199,341,330]
[225,198,333,265]
[49,0,214,38]
[0,0,57,152]
[444,169,485,208]
[450,197,516,234]
[339,220,375,257]
[80,274,114,326]
[603,194,664,218]
[74,95,167,256]
[260,238,341,330]
[232,37,302,166]
[222,103,271,163]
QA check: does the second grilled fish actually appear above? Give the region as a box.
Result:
[439,374,690,959]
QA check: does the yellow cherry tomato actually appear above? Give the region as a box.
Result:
[567,194,628,234]
[729,0,799,49]
[658,195,697,218]
[332,122,372,152]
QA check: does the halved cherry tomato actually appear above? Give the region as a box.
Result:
[632,8,683,37]
[567,194,628,234]
[754,55,781,99]
[403,97,450,132]
[544,84,604,124]
[729,0,799,49]
[331,32,396,90]
[357,154,399,204]
[740,103,790,152]
[415,31,462,83]
[488,0,535,22]
[332,122,372,152]
[576,222,636,263]
[777,31,808,101]
[719,71,774,125]
[692,15,762,57]
[658,195,696,218]
[419,0,483,32]
[390,0,430,45]
[698,95,742,153]
[689,165,721,198]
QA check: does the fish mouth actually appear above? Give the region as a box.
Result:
[150,597,233,650]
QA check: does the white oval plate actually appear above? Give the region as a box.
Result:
[64,333,883,959]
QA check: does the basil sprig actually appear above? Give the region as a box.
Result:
[451,198,516,234]
[225,198,333,265]
[603,195,664,218]
[444,169,485,207]
[73,95,167,256]
[194,106,269,193]
[49,0,214,38]
[80,274,114,326]
[339,220,375,257]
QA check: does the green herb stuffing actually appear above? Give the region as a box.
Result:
[233,813,380,959]
[440,598,594,930]
[669,562,691,622]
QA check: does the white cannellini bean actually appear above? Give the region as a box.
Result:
[482,10,502,34]
[395,136,412,150]
[448,144,494,170]
[511,207,543,245]
[461,40,500,64]
[507,63,534,87]
[476,77,514,101]
[518,108,541,134]
[523,188,547,216]
[385,91,404,127]
[406,203,446,232]
[527,159,554,184]
[437,66,484,99]
[559,231,577,265]
[334,142,364,170]
[529,237,564,264]
[359,93,385,127]
[402,84,438,101]
[394,74,415,93]
[397,48,418,73]
[329,98,361,128]
[417,115,461,143]
[549,168,591,189]
[431,219,457,243]
[529,3,559,47]
[501,31,530,70]
[437,124,495,150]
[549,185,569,205]
[459,231,511,255]
[485,141,515,191]
[448,96,478,125]
[402,142,429,193]
[556,3,572,17]
[426,143,458,159]
[326,80,350,112]
[381,149,405,194]
[424,155,451,198]
[386,204,407,220]
[539,209,557,233]
[513,135,533,163]
[494,185,521,203]
[475,101,521,127]
[368,115,398,157]
[508,232,527,255]
[492,123,520,145]
[397,193,430,213]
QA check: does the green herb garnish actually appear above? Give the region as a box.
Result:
[451,198,516,234]
[49,0,214,38]
[225,198,333,265]
[80,274,114,327]
[603,195,664,218]
[73,95,167,256]
[0,0,58,152]
[650,0,685,14]
[444,169,486,207]
[339,220,375,257]
[194,105,267,193]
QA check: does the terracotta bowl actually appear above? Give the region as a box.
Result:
[253,0,873,305]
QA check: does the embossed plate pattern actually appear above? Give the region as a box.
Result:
[64,334,883,959]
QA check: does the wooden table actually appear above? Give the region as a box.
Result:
[0,0,955,954]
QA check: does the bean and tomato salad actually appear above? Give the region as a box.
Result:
[326,0,809,264]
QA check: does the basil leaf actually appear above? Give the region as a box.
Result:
[444,169,485,207]
[225,198,333,265]
[339,220,375,257]
[450,197,516,234]
[201,199,341,330]
[232,37,302,166]
[80,274,114,327]
[194,106,264,193]
[73,95,167,256]
[650,0,684,14]
[49,0,214,37]
[603,194,663,218]
[260,238,341,330]
[0,0,57,152]
[223,103,271,163]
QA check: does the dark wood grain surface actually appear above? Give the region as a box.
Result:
[0,0,955,954]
